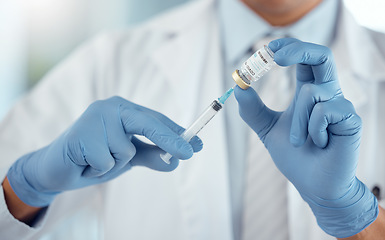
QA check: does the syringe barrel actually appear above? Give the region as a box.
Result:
[160,100,222,164]
[181,100,222,142]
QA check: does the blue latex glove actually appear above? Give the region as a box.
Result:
[7,96,203,207]
[235,38,378,238]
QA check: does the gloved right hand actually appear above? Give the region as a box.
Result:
[7,96,203,207]
[235,38,378,238]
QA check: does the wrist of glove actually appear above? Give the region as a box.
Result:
[301,177,378,238]
[7,148,59,207]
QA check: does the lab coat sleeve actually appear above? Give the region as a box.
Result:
[0,184,47,239]
[0,31,128,238]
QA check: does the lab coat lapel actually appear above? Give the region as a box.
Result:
[150,0,213,120]
[288,5,385,240]
[332,4,385,108]
[151,1,233,239]
[150,33,204,121]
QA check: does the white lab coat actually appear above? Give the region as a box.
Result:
[0,0,384,239]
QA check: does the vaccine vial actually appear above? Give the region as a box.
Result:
[232,45,276,89]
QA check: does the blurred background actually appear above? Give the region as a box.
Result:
[1,0,384,120]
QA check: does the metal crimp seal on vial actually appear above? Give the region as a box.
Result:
[232,70,250,90]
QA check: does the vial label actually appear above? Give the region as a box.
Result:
[240,46,276,83]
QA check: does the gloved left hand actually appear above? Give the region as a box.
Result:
[7,96,203,207]
[235,38,378,238]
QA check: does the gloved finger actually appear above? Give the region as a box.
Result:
[269,38,314,98]
[129,137,179,171]
[269,38,338,85]
[80,139,116,177]
[293,64,317,101]
[308,102,331,148]
[234,86,279,142]
[65,117,117,178]
[308,98,361,149]
[93,137,180,181]
[268,37,300,52]
[102,113,138,173]
[86,155,134,184]
[290,82,342,146]
[137,106,203,152]
[120,106,194,160]
[269,38,316,97]
[107,135,137,175]
[324,100,362,137]
[189,136,203,152]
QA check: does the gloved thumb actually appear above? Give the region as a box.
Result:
[234,86,279,142]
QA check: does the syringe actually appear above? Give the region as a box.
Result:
[160,86,235,164]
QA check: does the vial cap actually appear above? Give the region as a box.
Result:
[232,70,250,90]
